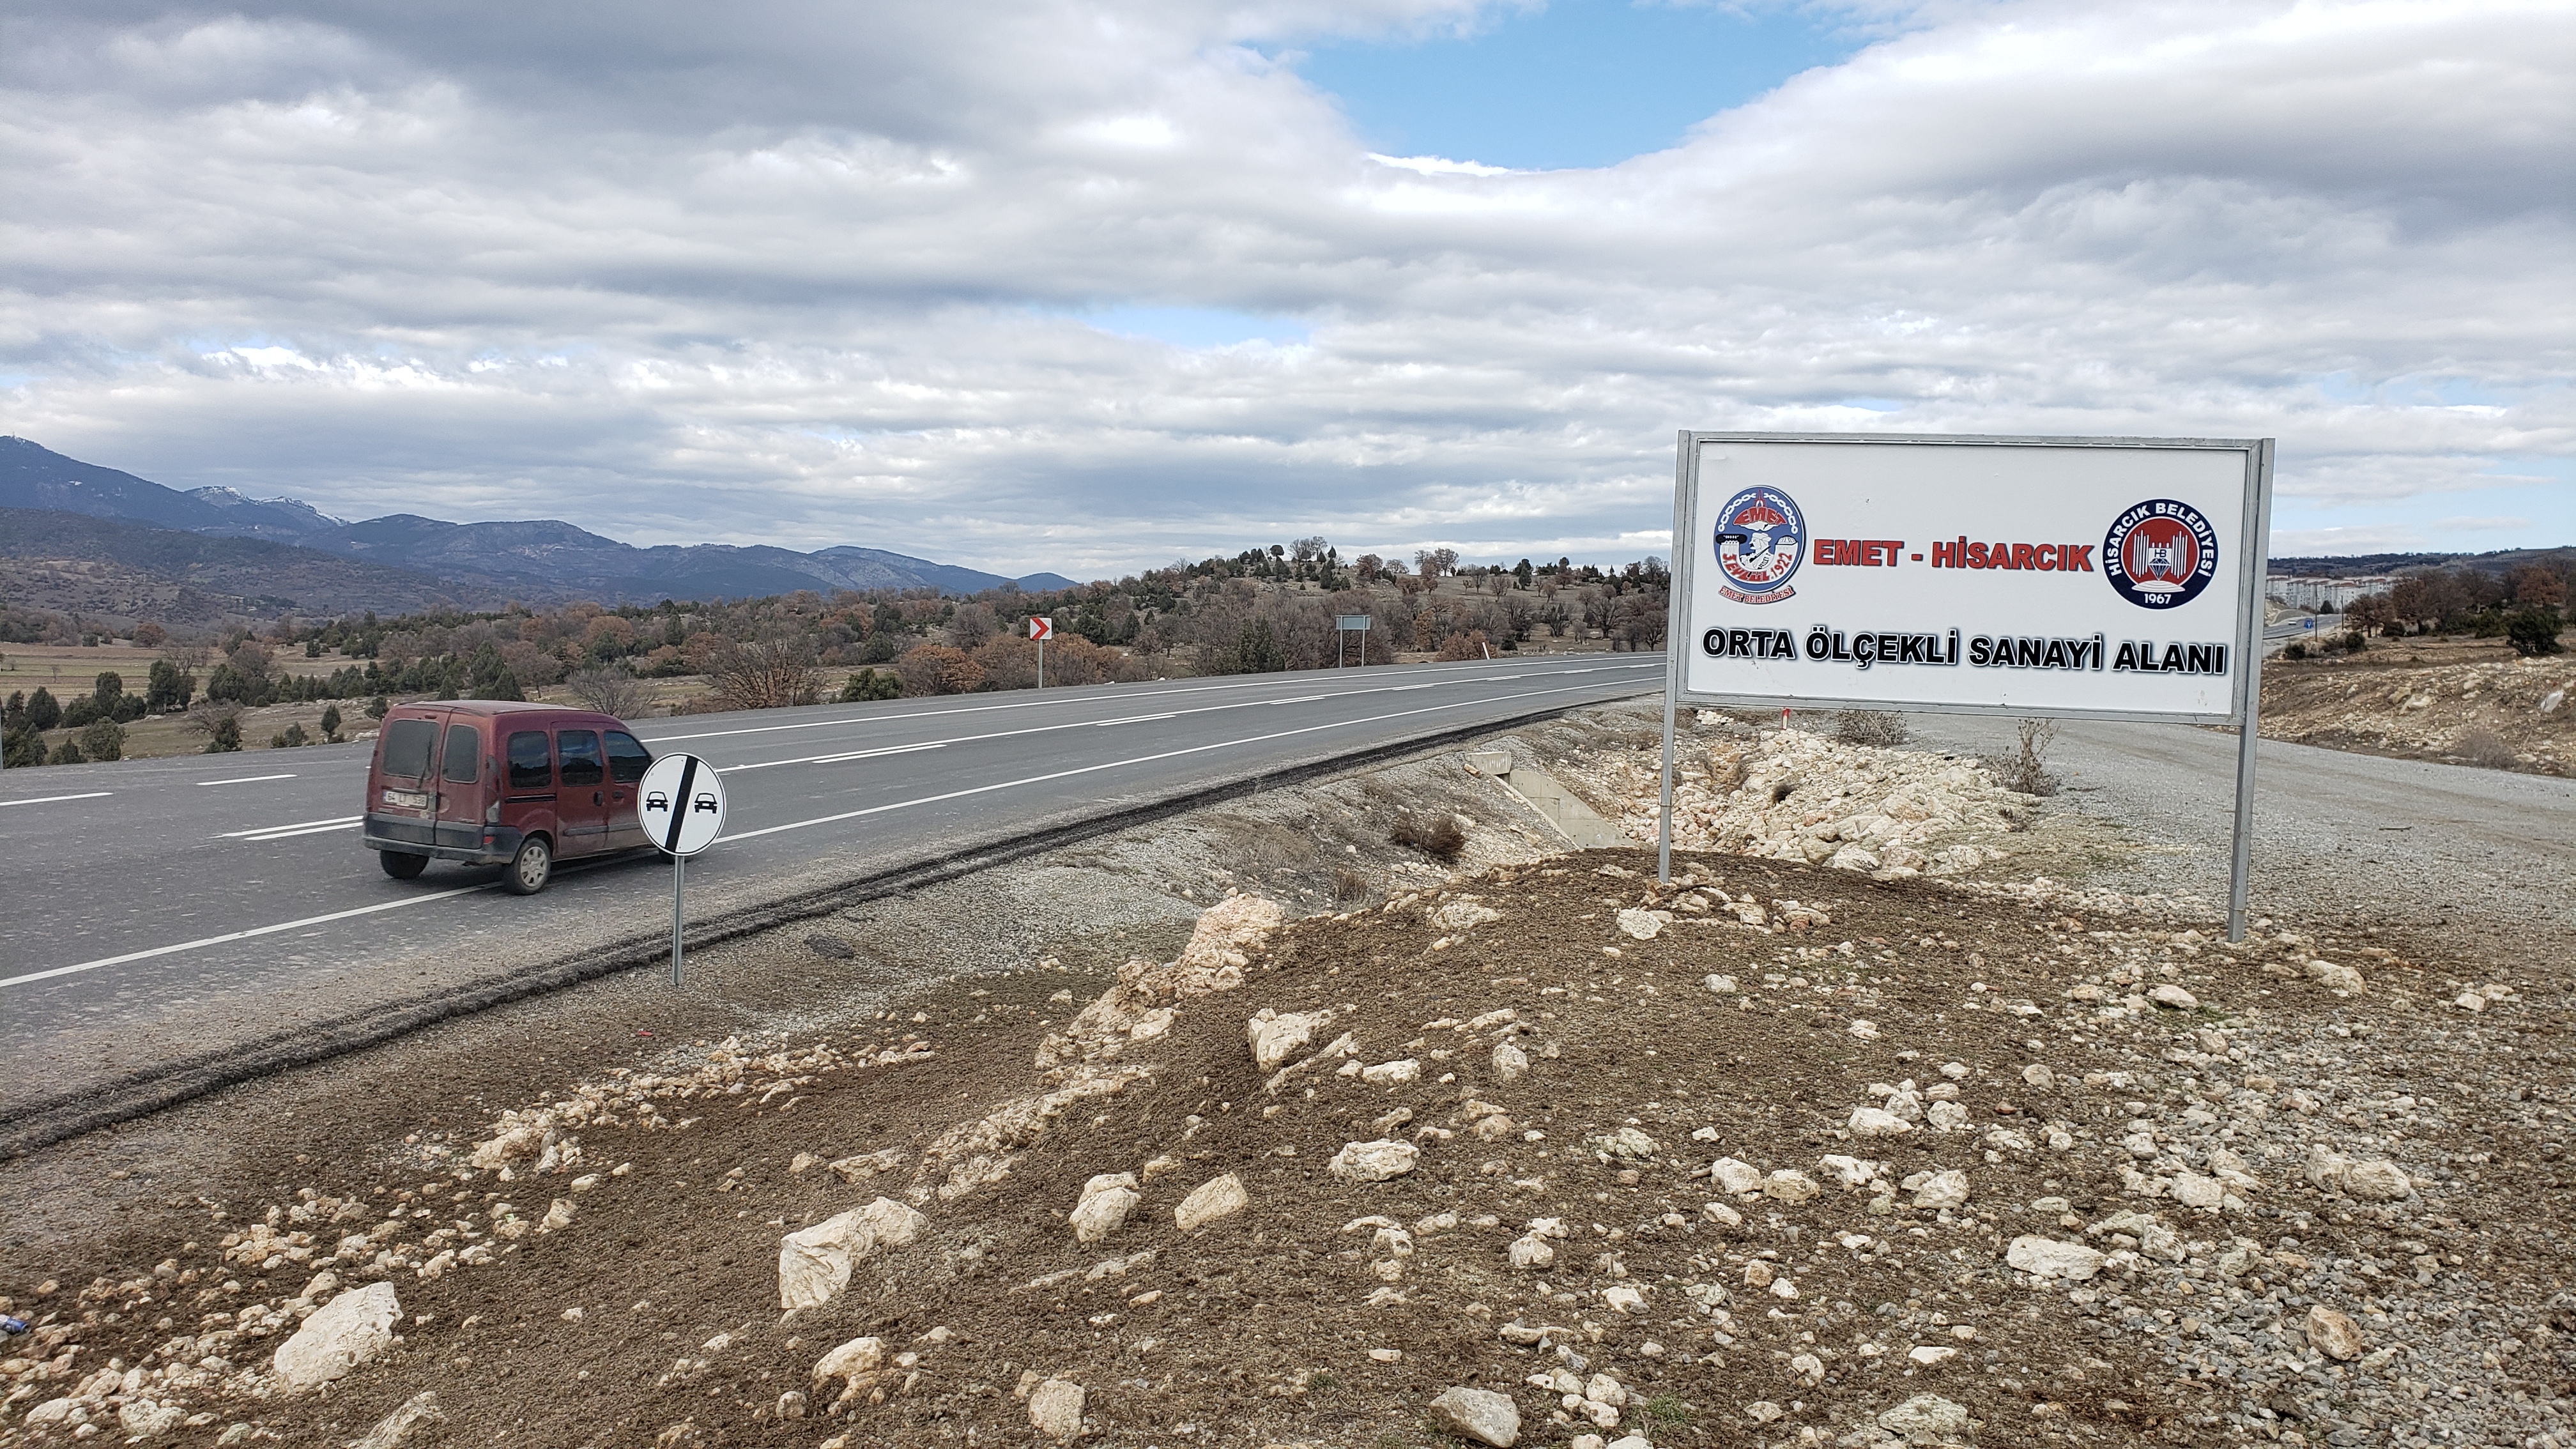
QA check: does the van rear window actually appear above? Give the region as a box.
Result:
[507,731,553,791]
[442,724,481,785]
[381,719,438,780]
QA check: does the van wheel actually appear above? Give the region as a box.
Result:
[504,836,552,895]
[379,850,429,880]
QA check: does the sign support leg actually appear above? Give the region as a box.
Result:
[2227,438,2275,944]
[1656,677,1678,884]
[672,853,685,986]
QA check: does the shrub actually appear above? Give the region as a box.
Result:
[50,737,85,765]
[567,664,654,717]
[839,668,902,702]
[2506,605,2564,657]
[2281,641,2308,661]
[705,636,820,708]
[204,716,242,753]
[1332,867,1372,904]
[896,643,983,696]
[270,723,311,749]
[77,717,125,762]
[1992,716,2061,795]
[1389,809,1467,860]
[319,703,344,741]
[2340,631,2368,653]
[25,686,60,732]
[365,694,390,720]
[2,723,41,768]
[2454,729,2517,770]
[1833,709,1908,746]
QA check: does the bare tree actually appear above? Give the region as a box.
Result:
[706,636,821,710]
[566,664,654,718]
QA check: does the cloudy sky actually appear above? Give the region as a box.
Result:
[4,0,2568,577]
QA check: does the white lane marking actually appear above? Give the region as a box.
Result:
[1093,713,1177,726]
[199,773,297,786]
[219,815,363,838]
[717,675,1636,846]
[717,741,948,774]
[640,658,1660,745]
[0,792,112,808]
[699,666,1657,775]
[234,820,365,843]
[1,884,493,989]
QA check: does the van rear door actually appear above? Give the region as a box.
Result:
[433,716,490,854]
[370,709,449,850]
[553,725,610,855]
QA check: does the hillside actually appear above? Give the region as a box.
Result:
[0,508,491,624]
[0,438,1066,606]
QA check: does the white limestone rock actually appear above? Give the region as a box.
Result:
[272,1282,401,1392]
[1330,1139,1421,1183]
[1174,1173,1248,1230]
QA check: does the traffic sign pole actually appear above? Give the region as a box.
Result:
[637,752,727,987]
[1030,616,1054,689]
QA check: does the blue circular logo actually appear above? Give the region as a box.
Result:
[1713,486,1804,597]
[2103,498,2219,610]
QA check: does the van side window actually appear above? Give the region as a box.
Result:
[557,730,605,787]
[380,719,438,780]
[507,731,553,792]
[606,731,652,785]
[441,724,481,785]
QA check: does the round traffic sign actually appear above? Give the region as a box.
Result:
[637,753,726,857]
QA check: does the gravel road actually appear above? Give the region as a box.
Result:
[1891,714,2576,939]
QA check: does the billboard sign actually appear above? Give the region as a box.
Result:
[1671,434,2272,724]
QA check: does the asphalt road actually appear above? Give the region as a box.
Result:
[0,654,1662,1121]
[1897,712,2576,934]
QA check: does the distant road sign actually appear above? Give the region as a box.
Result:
[638,753,726,857]
[1029,617,1054,641]
[1336,615,1372,631]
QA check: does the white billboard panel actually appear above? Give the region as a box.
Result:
[1671,434,2272,723]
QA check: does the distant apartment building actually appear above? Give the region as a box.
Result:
[2268,576,2395,611]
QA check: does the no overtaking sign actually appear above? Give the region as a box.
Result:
[638,753,726,856]
[638,752,726,986]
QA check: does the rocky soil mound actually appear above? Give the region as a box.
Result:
[1544,719,2092,889]
[4,850,2568,1449]
[2260,641,2573,776]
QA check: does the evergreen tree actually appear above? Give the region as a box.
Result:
[205,717,243,753]
[78,717,125,762]
[26,686,60,732]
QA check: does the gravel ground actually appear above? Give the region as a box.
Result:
[1,709,2568,1449]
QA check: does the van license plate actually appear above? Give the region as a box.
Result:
[382,788,429,809]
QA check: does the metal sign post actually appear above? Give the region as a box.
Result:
[636,752,728,984]
[1029,616,1054,688]
[1335,614,1372,668]
[1655,431,2273,940]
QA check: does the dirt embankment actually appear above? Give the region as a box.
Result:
[4,828,2568,1449]
[2258,636,2573,776]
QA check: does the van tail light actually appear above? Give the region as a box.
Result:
[486,802,501,824]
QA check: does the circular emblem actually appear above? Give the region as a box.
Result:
[1713,486,1804,598]
[2103,498,2219,610]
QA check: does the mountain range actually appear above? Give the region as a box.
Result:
[0,437,1076,616]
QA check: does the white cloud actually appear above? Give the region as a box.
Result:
[0,0,2567,575]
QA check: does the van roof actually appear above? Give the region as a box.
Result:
[392,700,620,720]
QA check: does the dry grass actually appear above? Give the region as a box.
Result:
[1388,809,1467,861]
[1832,709,1908,747]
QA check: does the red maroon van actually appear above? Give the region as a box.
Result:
[362,702,655,894]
